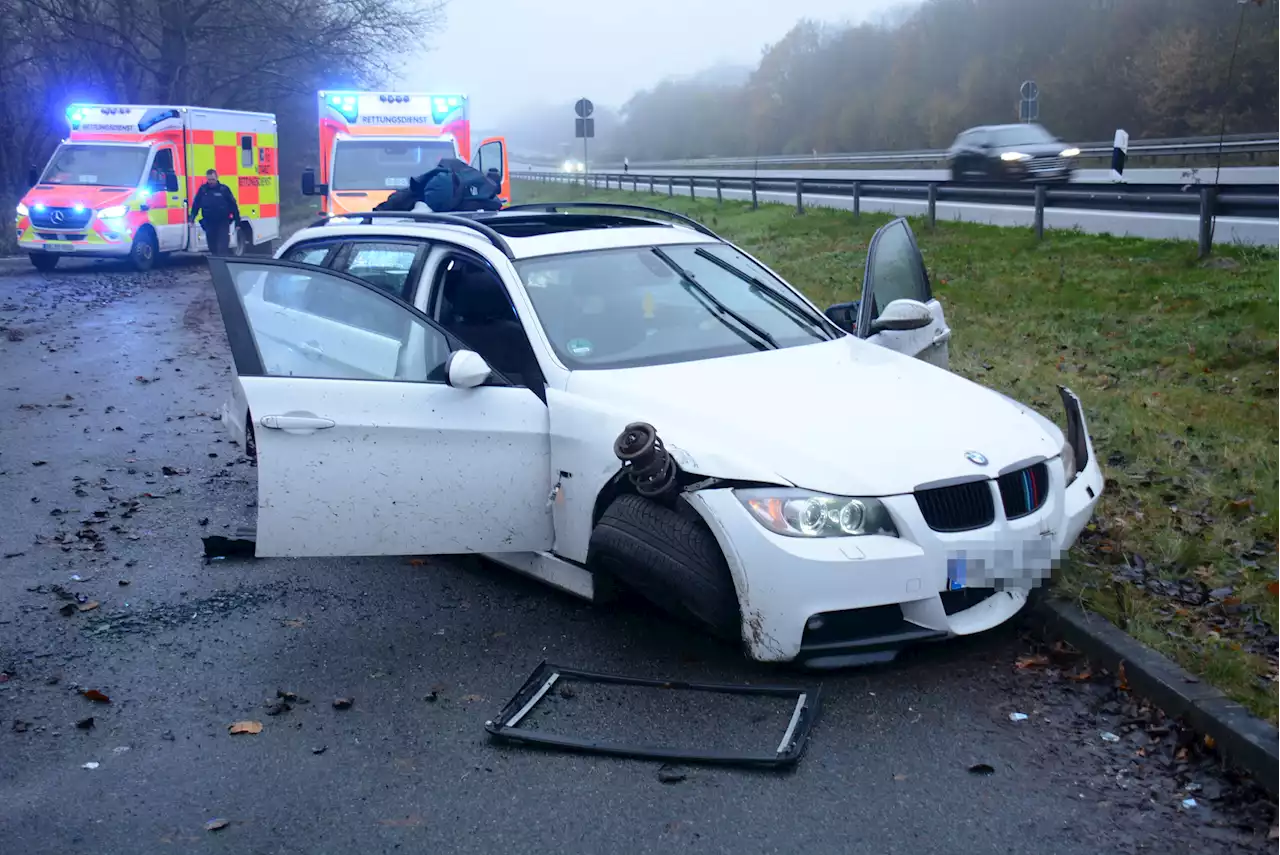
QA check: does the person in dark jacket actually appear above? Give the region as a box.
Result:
[189,169,241,255]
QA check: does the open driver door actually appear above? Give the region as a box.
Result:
[474,136,510,206]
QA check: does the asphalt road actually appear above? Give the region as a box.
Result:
[0,252,1273,855]
[515,173,1279,247]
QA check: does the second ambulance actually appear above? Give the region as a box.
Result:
[301,91,510,216]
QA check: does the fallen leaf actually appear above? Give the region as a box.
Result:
[1070,669,1093,682]
[282,618,305,628]
[77,601,99,612]
[82,689,111,703]
[1015,654,1050,669]
[228,720,262,735]
[1117,662,1130,691]
[332,697,353,710]
[204,819,230,832]
[406,558,426,566]
[1267,581,1279,597]
[1203,734,1216,750]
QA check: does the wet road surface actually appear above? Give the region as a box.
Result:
[0,253,1273,854]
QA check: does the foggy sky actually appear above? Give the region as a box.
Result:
[400,0,908,127]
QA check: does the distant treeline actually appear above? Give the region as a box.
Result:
[605,0,1278,160]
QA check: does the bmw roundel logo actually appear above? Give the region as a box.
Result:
[964,451,989,466]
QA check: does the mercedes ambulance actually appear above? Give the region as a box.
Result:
[16,104,279,272]
[300,91,510,216]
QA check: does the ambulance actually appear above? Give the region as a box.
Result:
[300,91,510,216]
[16,104,279,272]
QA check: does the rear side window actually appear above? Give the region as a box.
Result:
[283,241,339,266]
[334,241,424,301]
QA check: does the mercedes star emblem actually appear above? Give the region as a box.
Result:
[50,210,66,225]
[964,451,989,466]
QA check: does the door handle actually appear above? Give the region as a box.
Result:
[259,415,335,432]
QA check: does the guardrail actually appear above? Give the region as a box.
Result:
[517,132,1279,171]
[516,171,1280,257]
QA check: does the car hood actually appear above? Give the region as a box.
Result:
[23,185,134,209]
[564,337,1065,497]
[993,142,1066,157]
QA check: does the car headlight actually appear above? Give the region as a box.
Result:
[16,202,29,217]
[1061,439,1077,485]
[98,205,127,219]
[1000,151,1032,162]
[735,488,898,538]
[1060,147,1081,158]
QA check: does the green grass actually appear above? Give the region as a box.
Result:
[512,179,1280,724]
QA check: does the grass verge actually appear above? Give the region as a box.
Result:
[511,179,1280,723]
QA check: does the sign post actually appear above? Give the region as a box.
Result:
[574,97,594,176]
[1018,80,1039,123]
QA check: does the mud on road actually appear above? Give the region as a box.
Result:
[0,255,1274,854]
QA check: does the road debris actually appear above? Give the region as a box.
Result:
[1100,731,1121,743]
[967,763,995,776]
[1009,712,1029,722]
[657,764,687,783]
[76,717,95,730]
[81,762,99,770]
[82,689,111,703]
[332,697,353,710]
[228,721,263,735]
[204,818,230,832]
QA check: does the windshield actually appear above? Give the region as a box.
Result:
[514,243,838,370]
[987,125,1057,147]
[330,139,458,190]
[38,144,149,187]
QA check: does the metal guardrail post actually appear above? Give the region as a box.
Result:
[751,178,758,210]
[1198,186,1218,258]
[689,177,696,200]
[648,176,655,194]
[668,177,674,197]
[852,181,861,219]
[632,177,638,192]
[927,183,938,229]
[1034,184,1047,240]
[715,178,722,204]
[795,179,804,214]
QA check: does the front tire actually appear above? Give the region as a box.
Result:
[588,494,740,640]
[231,223,251,258]
[129,228,158,272]
[30,251,59,272]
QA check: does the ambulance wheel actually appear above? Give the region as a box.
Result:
[129,228,158,272]
[30,252,60,272]
[231,223,251,258]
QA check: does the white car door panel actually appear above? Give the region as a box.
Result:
[208,256,554,558]
[857,217,951,370]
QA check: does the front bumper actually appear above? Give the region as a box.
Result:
[685,393,1104,666]
[18,221,134,257]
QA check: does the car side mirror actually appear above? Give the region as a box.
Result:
[27,166,39,186]
[869,299,934,334]
[301,168,320,197]
[164,172,179,193]
[445,349,492,389]
[823,300,860,334]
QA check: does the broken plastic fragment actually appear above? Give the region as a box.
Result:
[1100,731,1120,742]
[81,761,99,770]
[1008,712,1028,722]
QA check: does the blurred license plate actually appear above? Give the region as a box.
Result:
[44,242,74,251]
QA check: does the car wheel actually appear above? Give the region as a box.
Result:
[231,223,250,258]
[588,493,740,640]
[129,228,158,272]
[30,251,59,272]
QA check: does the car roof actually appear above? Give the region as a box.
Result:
[287,205,725,261]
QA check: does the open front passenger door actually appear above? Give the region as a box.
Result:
[855,217,951,369]
[474,136,510,205]
[208,256,553,558]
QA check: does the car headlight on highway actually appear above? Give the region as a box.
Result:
[16,202,29,217]
[1000,151,1032,162]
[1060,147,1081,158]
[735,488,898,538]
[98,204,127,220]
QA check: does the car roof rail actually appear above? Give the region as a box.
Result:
[499,202,722,240]
[306,211,515,259]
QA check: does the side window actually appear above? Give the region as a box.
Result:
[477,140,504,183]
[862,220,931,324]
[433,252,539,387]
[230,262,451,382]
[152,148,175,181]
[240,136,254,169]
[334,241,423,301]
[283,240,340,267]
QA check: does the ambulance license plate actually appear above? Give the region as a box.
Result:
[44,242,74,252]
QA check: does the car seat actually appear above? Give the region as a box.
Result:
[445,267,539,386]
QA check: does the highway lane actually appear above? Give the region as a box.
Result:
[513,164,1277,185]
[516,174,1279,247]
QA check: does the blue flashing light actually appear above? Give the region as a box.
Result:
[34,203,47,213]
[72,203,85,213]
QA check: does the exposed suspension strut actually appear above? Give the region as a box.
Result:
[613,421,679,499]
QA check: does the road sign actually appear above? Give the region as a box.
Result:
[1019,80,1038,100]
[1019,98,1039,122]
[575,117,594,139]
[575,98,594,119]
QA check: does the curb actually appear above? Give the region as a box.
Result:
[1028,596,1278,799]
